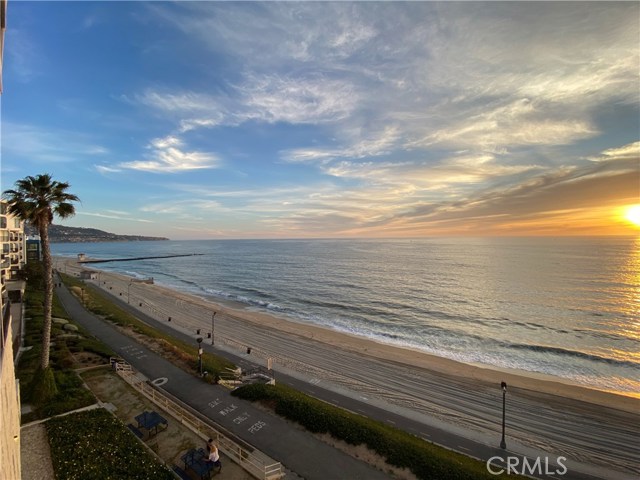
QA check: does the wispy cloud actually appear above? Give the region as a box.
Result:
[141,2,637,173]
[245,143,638,237]
[235,74,358,124]
[95,165,122,174]
[284,126,400,163]
[5,29,40,83]
[589,142,640,163]
[81,15,98,30]
[134,72,357,130]
[77,211,152,223]
[2,122,108,164]
[117,135,220,173]
[413,99,598,151]
[148,2,380,69]
[139,198,224,222]
[133,90,223,117]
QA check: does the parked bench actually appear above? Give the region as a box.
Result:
[172,465,192,480]
[135,410,168,436]
[127,423,144,439]
[181,448,214,479]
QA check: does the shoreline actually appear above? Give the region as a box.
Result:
[218,298,640,402]
[58,257,639,414]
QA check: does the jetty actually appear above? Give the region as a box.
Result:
[78,253,204,264]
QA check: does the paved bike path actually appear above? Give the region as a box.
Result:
[55,281,389,480]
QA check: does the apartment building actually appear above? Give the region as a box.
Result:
[1,202,26,282]
[0,200,23,480]
[1,2,23,476]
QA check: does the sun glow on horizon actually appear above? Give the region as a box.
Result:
[624,205,640,228]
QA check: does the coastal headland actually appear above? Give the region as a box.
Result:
[55,257,640,478]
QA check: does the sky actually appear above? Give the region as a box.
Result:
[1,1,639,240]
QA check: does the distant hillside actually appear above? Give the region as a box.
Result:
[25,224,170,243]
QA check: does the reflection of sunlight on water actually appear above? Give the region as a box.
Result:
[616,237,640,342]
[607,379,640,400]
[571,371,640,398]
[608,348,640,363]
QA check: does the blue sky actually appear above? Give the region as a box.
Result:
[1,1,639,239]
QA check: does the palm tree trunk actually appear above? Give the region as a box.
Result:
[40,224,53,370]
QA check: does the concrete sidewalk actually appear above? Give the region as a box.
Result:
[55,278,391,480]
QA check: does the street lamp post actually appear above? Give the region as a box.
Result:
[127,282,132,304]
[211,312,216,345]
[197,337,203,375]
[500,381,507,449]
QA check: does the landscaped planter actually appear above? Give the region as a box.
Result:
[46,408,174,480]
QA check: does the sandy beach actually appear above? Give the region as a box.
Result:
[56,257,640,477]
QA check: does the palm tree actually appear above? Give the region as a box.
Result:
[3,174,80,371]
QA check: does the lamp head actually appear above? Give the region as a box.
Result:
[501,381,507,391]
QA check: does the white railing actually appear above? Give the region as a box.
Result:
[114,362,283,480]
[110,357,132,372]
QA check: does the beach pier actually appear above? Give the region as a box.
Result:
[78,253,204,264]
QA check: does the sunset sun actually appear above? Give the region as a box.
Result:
[625,205,640,227]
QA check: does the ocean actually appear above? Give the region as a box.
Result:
[52,236,640,397]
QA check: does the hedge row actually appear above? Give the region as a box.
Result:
[233,383,508,480]
[46,408,174,480]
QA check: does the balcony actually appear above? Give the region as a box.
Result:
[2,299,10,347]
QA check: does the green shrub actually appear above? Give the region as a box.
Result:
[51,340,74,369]
[54,369,83,390]
[41,388,95,417]
[28,367,59,406]
[233,383,512,480]
[76,337,115,358]
[47,408,174,480]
